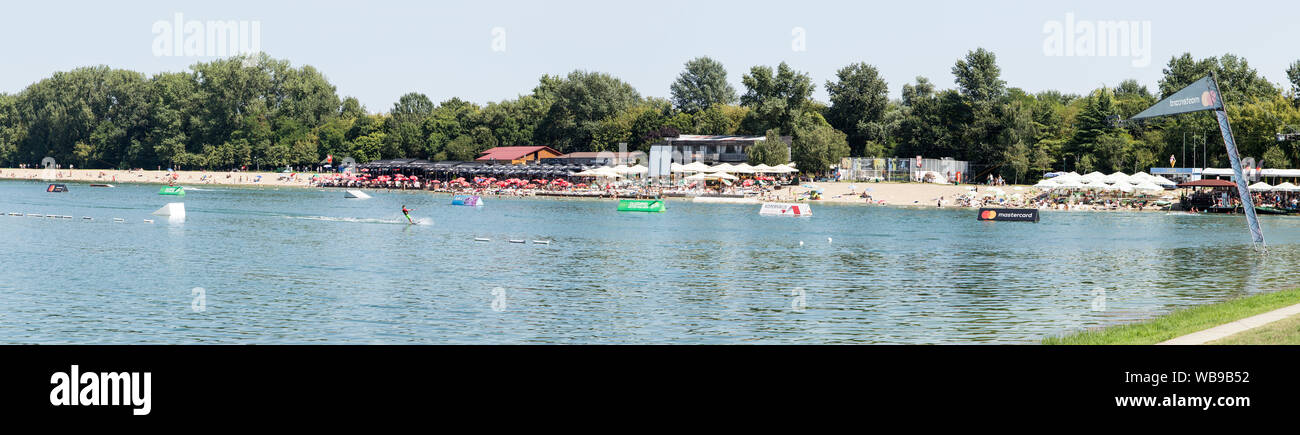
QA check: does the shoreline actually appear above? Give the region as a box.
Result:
[0,168,317,188]
[1,167,1181,212]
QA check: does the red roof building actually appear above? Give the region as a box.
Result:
[476,146,563,164]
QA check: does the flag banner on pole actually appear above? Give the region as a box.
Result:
[1129,76,1223,121]
[1216,109,1265,246]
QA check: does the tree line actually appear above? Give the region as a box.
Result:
[2,51,1299,181]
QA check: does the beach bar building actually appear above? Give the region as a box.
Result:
[476,146,562,165]
[547,151,646,166]
[648,134,791,178]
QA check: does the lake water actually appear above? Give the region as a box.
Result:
[2,179,1299,344]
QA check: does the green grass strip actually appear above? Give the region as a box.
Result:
[1043,287,1300,345]
[1209,313,1300,345]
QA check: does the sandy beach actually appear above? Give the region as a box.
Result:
[777,181,985,206]
[0,168,997,200]
[3,167,1176,211]
[0,168,317,187]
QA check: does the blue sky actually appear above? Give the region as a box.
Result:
[2,0,1296,111]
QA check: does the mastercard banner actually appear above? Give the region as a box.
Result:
[1129,75,1223,121]
[977,208,1039,222]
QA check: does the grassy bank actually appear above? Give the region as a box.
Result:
[1209,313,1300,345]
[1043,287,1300,345]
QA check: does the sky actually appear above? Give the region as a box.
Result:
[2,0,1297,112]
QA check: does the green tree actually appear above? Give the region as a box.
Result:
[1262,145,1291,168]
[895,77,971,161]
[14,66,151,168]
[533,70,641,153]
[1228,95,1300,164]
[1158,53,1277,102]
[790,113,849,175]
[340,97,366,119]
[0,93,21,165]
[1093,131,1137,173]
[1286,60,1300,108]
[739,62,815,135]
[824,62,889,156]
[952,48,1006,105]
[1113,79,1157,119]
[746,129,789,166]
[348,131,385,163]
[444,135,473,161]
[952,48,1008,163]
[478,95,550,147]
[1066,88,1119,162]
[670,56,737,114]
[1077,154,1096,173]
[1003,140,1031,184]
[692,104,747,135]
[1029,141,1056,176]
[387,92,435,158]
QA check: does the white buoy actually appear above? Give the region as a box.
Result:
[508,239,526,244]
[113,218,125,223]
[82,217,93,220]
[799,241,804,246]
[532,240,550,245]
[143,219,154,224]
[474,238,491,242]
[828,237,832,244]
[152,202,186,220]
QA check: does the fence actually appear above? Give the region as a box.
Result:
[838,157,970,183]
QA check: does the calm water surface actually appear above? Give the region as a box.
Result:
[2,179,1298,344]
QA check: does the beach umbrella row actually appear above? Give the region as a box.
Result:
[1250,182,1300,192]
[1037,177,1165,193]
[1045,171,1177,188]
[684,171,739,181]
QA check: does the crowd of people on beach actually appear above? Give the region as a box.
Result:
[15,164,1300,215]
[310,170,797,200]
[920,187,1172,211]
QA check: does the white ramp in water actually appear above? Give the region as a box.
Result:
[344,190,371,199]
[152,202,186,220]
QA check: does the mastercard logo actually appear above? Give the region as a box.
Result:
[980,210,997,220]
[1201,90,1217,107]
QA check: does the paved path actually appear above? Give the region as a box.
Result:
[1158,302,1300,345]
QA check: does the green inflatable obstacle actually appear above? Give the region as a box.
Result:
[159,186,185,196]
[617,199,665,212]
